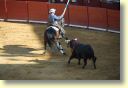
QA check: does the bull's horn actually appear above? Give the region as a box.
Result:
[74,38,78,41]
[65,40,70,43]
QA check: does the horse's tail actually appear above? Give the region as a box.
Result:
[47,33,53,47]
[44,30,48,49]
[46,31,55,48]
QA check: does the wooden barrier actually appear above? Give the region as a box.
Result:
[0,0,120,32]
[107,9,120,31]
[28,1,48,22]
[0,0,6,20]
[88,7,107,30]
[6,1,28,21]
[69,5,88,26]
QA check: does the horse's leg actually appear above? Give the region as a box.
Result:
[51,43,56,54]
[56,41,65,55]
[43,40,47,55]
[43,31,47,55]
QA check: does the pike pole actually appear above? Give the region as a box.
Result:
[61,0,71,17]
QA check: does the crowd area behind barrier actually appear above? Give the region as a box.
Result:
[0,0,120,33]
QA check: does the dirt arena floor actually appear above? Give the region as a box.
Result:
[0,22,120,80]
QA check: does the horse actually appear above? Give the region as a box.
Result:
[43,18,66,55]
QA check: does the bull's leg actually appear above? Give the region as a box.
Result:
[92,56,97,69]
[68,55,74,64]
[78,58,81,65]
[56,41,66,55]
[82,59,87,69]
[43,40,47,55]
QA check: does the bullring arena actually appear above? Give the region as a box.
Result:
[0,0,120,80]
[0,22,120,80]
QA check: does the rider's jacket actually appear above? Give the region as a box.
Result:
[48,13,63,26]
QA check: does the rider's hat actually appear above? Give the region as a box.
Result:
[49,8,56,13]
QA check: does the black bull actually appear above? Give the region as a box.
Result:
[66,39,97,69]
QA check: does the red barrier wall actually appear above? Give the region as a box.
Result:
[107,9,120,31]
[88,7,107,29]
[28,1,48,21]
[69,5,88,26]
[0,1,120,32]
[0,0,6,19]
[6,1,28,20]
[48,3,69,24]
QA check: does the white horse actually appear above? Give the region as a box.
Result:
[43,18,66,55]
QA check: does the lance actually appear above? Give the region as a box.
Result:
[61,0,71,17]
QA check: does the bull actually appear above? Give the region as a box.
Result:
[65,38,97,69]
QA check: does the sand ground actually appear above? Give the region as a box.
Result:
[0,22,120,80]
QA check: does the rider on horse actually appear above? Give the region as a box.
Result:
[48,8,65,39]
